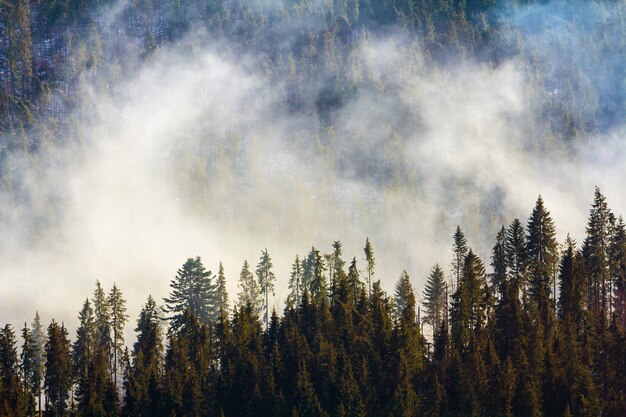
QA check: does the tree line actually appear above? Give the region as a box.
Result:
[1,188,625,416]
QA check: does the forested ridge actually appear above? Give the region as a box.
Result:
[1,189,625,417]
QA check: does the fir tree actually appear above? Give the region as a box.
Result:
[506,219,527,294]
[422,264,446,336]
[451,226,469,290]
[256,248,276,327]
[394,271,414,321]
[164,256,215,333]
[108,283,128,392]
[609,216,626,326]
[44,321,72,417]
[238,259,262,315]
[287,255,303,309]
[364,238,375,296]
[215,262,229,313]
[30,312,45,417]
[582,187,613,318]
[491,226,508,296]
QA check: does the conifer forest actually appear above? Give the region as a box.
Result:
[1,0,625,416]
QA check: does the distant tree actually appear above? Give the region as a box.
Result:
[422,264,447,335]
[92,281,112,366]
[394,270,414,320]
[609,216,626,326]
[0,324,28,416]
[20,323,36,416]
[256,248,276,328]
[164,257,215,333]
[347,257,362,304]
[215,262,229,314]
[364,238,375,296]
[306,247,327,303]
[583,187,613,319]
[491,226,508,295]
[108,283,128,392]
[44,321,72,417]
[30,312,45,417]
[238,259,262,314]
[526,196,558,318]
[123,296,163,417]
[287,255,303,309]
[506,219,527,295]
[451,226,469,289]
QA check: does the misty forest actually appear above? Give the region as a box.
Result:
[1,0,626,416]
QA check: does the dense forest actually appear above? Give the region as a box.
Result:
[1,189,625,416]
[1,0,626,416]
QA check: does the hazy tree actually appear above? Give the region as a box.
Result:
[256,248,276,327]
[451,226,469,290]
[364,238,375,296]
[238,259,262,314]
[164,257,215,333]
[422,264,447,335]
[108,283,128,391]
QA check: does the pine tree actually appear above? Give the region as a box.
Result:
[422,264,446,336]
[20,323,36,416]
[30,312,45,417]
[287,255,303,309]
[164,256,215,333]
[347,258,362,304]
[123,296,163,417]
[44,321,72,417]
[526,196,558,320]
[1,324,28,416]
[451,226,469,290]
[215,262,229,313]
[506,219,527,295]
[364,238,375,296]
[256,248,276,327]
[72,299,94,413]
[92,281,112,369]
[491,226,508,296]
[582,187,613,319]
[394,271,414,321]
[238,259,262,315]
[306,247,327,304]
[609,216,626,326]
[108,283,128,392]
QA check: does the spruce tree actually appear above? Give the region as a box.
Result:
[506,218,527,296]
[422,264,446,336]
[394,271,414,321]
[609,216,626,326]
[582,187,613,319]
[44,321,72,417]
[0,324,28,416]
[491,226,508,296]
[256,248,276,328]
[215,262,229,313]
[451,226,469,290]
[20,323,36,416]
[287,255,303,309]
[238,259,262,315]
[164,256,215,333]
[30,312,44,417]
[526,196,558,319]
[108,283,128,392]
[364,238,375,296]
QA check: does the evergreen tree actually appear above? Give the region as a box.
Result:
[394,271,414,321]
[92,281,112,369]
[451,226,469,290]
[609,216,626,326]
[0,324,28,416]
[215,262,229,313]
[491,226,508,296]
[256,248,276,327]
[20,323,36,416]
[108,283,128,392]
[347,258,362,304]
[582,187,613,319]
[506,218,527,295]
[44,321,72,417]
[72,299,94,413]
[164,256,215,333]
[364,238,375,296]
[287,255,303,309]
[238,259,262,315]
[306,247,327,304]
[526,196,558,319]
[422,264,446,336]
[123,296,163,417]
[30,312,45,417]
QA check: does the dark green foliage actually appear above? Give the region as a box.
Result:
[164,257,216,332]
[422,264,447,335]
[4,192,626,417]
